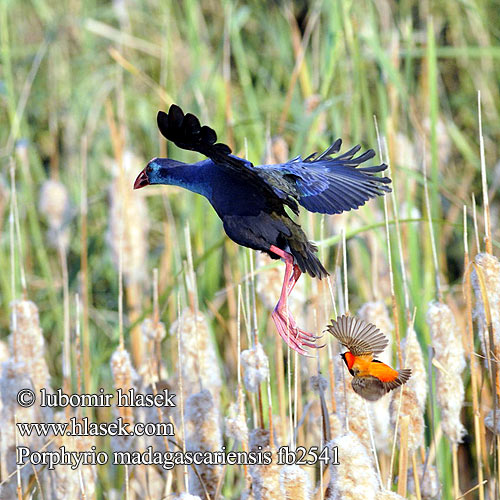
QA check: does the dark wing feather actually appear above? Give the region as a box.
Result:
[327,315,389,356]
[256,139,391,215]
[157,105,299,214]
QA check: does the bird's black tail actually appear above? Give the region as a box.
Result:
[291,241,328,279]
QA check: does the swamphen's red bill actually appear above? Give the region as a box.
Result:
[133,167,150,189]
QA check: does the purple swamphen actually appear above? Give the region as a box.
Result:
[134,104,391,355]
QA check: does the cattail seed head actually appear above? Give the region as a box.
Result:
[264,136,289,165]
[241,342,269,393]
[390,386,425,454]
[110,347,137,424]
[427,301,466,443]
[376,491,405,500]
[225,390,248,442]
[402,329,427,411]
[186,389,222,498]
[279,465,312,500]
[10,299,51,392]
[358,301,393,452]
[471,252,500,355]
[141,317,166,343]
[485,409,500,434]
[249,429,281,500]
[171,307,222,400]
[334,356,372,451]
[38,179,71,249]
[407,464,441,499]
[107,150,149,284]
[325,432,378,499]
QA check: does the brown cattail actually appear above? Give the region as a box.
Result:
[248,428,281,500]
[471,252,500,357]
[10,300,51,392]
[110,347,137,424]
[402,328,427,411]
[325,432,379,499]
[485,409,500,434]
[38,179,71,250]
[427,301,466,443]
[358,301,393,452]
[0,339,9,363]
[171,307,222,400]
[107,150,149,285]
[225,389,248,443]
[407,464,441,499]
[279,465,312,500]
[376,490,405,500]
[185,389,222,498]
[241,342,269,393]
[334,356,372,451]
[52,412,96,499]
[389,386,424,454]
[264,136,289,165]
[0,359,51,495]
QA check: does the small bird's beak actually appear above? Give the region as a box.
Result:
[134,168,150,190]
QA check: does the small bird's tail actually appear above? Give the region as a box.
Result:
[383,368,412,391]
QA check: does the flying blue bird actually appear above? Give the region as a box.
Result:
[134,104,391,355]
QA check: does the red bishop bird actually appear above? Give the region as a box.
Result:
[134,104,391,355]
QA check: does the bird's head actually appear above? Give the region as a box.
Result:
[134,157,185,189]
[340,351,356,374]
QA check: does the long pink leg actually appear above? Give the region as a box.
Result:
[269,246,323,355]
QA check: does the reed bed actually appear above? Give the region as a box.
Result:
[1,1,499,499]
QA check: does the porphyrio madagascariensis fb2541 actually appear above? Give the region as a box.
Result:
[134,104,391,355]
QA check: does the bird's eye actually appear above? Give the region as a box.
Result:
[146,165,152,173]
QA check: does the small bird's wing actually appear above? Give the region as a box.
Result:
[157,104,299,213]
[327,315,389,356]
[381,368,412,392]
[255,139,391,215]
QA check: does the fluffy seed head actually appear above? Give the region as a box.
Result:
[471,252,500,355]
[141,317,166,342]
[171,307,222,401]
[485,409,500,434]
[241,342,269,393]
[376,491,406,500]
[248,429,281,500]
[186,389,222,498]
[325,432,378,500]
[225,390,248,442]
[279,465,312,500]
[358,301,393,451]
[402,329,427,411]
[110,347,137,424]
[10,299,51,392]
[38,179,71,249]
[407,464,441,499]
[427,301,466,443]
[390,386,425,453]
[107,150,149,284]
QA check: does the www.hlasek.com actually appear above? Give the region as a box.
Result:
[16,388,339,471]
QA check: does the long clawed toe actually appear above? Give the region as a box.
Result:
[272,307,324,356]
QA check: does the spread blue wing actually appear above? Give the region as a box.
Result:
[256,139,391,215]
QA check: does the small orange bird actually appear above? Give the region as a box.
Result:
[327,315,411,401]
